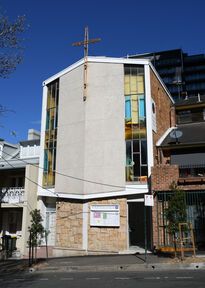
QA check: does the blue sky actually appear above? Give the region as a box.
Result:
[0,0,205,143]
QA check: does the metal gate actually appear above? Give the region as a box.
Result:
[157,191,205,250]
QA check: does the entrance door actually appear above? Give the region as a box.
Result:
[128,202,145,247]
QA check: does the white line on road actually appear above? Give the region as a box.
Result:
[13,278,25,281]
[39,278,49,280]
[176,277,194,279]
[144,277,161,280]
[86,277,100,280]
[60,278,74,280]
[115,277,130,280]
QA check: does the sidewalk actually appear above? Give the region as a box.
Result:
[33,252,205,273]
[1,253,205,274]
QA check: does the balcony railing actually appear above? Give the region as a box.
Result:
[1,187,25,204]
[179,164,205,184]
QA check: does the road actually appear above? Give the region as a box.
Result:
[0,270,205,288]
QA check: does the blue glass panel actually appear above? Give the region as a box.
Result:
[125,96,131,122]
[139,97,145,118]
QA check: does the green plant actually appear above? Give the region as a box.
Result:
[165,183,187,253]
[28,209,45,263]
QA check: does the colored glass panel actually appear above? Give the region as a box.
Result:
[43,79,59,187]
[136,75,144,93]
[124,75,130,95]
[139,96,145,118]
[124,65,148,182]
[125,96,131,122]
[131,95,138,124]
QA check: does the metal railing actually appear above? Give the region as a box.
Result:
[179,164,205,179]
[1,187,25,204]
[157,191,205,250]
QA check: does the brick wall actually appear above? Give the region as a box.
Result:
[151,164,205,248]
[151,165,179,191]
[150,70,173,165]
[88,198,127,252]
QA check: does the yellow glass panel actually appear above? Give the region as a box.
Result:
[130,75,137,94]
[50,96,55,109]
[47,88,52,109]
[124,75,130,95]
[131,95,138,124]
[136,76,144,93]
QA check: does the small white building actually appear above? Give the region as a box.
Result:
[38,56,174,256]
[0,129,40,258]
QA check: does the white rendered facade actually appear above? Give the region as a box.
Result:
[38,57,173,254]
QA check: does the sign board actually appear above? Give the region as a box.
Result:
[90,204,120,227]
[144,194,154,207]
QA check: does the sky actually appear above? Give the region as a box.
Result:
[0,0,205,143]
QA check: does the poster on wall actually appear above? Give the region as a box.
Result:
[90,204,120,227]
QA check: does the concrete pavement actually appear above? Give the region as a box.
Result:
[32,253,205,273]
[1,253,205,274]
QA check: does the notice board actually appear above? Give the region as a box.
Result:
[90,204,120,227]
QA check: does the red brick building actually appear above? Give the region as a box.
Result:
[151,95,205,251]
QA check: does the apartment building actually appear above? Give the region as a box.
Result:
[152,95,205,251]
[0,129,40,258]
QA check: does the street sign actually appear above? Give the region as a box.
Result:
[144,194,154,206]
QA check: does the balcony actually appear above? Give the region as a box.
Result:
[178,164,205,184]
[1,187,25,204]
[20,145,40,159]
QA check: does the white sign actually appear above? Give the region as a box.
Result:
[90,204,120,227]
[144,194,154,207]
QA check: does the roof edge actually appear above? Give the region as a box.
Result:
[43,56,151,86]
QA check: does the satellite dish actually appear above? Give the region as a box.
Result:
[170,129,183,140]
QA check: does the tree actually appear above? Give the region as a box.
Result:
[0,12,26,77]
[165,183,187,255]
[28,209,45,264]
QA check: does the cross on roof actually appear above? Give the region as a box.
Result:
[72,26,101,58]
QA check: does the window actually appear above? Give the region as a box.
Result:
[124,65,147,182]
[43,79,59,187]
[177,108,205,124]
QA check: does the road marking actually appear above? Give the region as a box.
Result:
[144,277,161,280]
[86,277,100,280]
[115,277,130,280]
[60,278,74,280]
[176,277,193,279]
[39,278,49,280]
[13,278,25,281]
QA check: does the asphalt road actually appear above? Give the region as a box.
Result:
[1,270,205,288]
